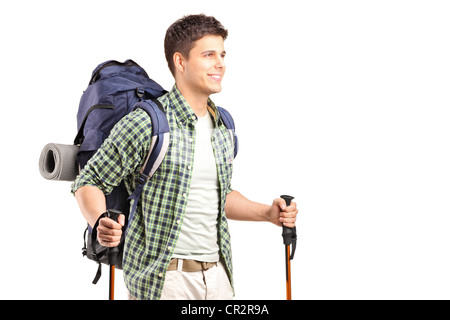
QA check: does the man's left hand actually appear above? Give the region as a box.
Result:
[267,198,298,228]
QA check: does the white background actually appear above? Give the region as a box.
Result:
[0,0,449,300]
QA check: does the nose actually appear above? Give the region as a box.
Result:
[215,56,225,69]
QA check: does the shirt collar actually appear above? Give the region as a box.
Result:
[168,84,220,127]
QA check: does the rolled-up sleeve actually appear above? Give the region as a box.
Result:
[71,109,152,195]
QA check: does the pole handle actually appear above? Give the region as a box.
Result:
[280,195,297,260]
[106,209,121,265]
[106,209,121,301]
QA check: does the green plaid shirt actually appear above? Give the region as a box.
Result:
[72,85,235,300]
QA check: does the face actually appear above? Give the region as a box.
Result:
[175,35,226,98]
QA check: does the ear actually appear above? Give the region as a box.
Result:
[173,52,185,74]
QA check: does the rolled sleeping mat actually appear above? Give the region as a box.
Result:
[39,143,80,181]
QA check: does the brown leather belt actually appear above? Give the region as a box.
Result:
[167,258,217,272]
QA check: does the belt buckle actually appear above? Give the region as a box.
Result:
[199,261,217,271]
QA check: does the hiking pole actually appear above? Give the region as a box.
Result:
[280,195,297,300]
[106,209,122,301]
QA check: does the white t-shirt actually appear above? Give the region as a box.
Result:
[172,112,220,262]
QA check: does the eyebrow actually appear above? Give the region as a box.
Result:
[201,50,227,55]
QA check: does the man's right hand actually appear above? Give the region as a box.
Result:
[97,214,125,247]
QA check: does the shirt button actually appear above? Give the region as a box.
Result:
[167,246,172,251]
[176,219,181,224]
[182,193,187,198]
[187,165,192,170]
[158,273,163,278]
[191,116,196,121]
[188,138,193,143]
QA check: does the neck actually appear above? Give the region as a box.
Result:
[176,82,209,117]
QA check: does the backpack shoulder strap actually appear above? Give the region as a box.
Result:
[134,99,170,179]
[218,107,238,158]
[126,99,170,230]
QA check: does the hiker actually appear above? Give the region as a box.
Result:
[72,14,298,300]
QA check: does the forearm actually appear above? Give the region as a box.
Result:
[225,190,271,222]
[74,185,107,228]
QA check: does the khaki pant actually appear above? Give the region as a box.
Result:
[128,260,234,300]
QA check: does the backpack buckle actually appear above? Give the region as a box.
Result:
[136,88,145,99]
[138,173,148,185]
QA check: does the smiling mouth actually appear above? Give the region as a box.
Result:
[208,74,222,81]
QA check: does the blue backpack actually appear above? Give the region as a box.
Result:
[74,59,238,283]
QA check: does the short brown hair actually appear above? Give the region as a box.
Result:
[164,14,228,76]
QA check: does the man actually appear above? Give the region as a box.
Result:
[72,14,298,300]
